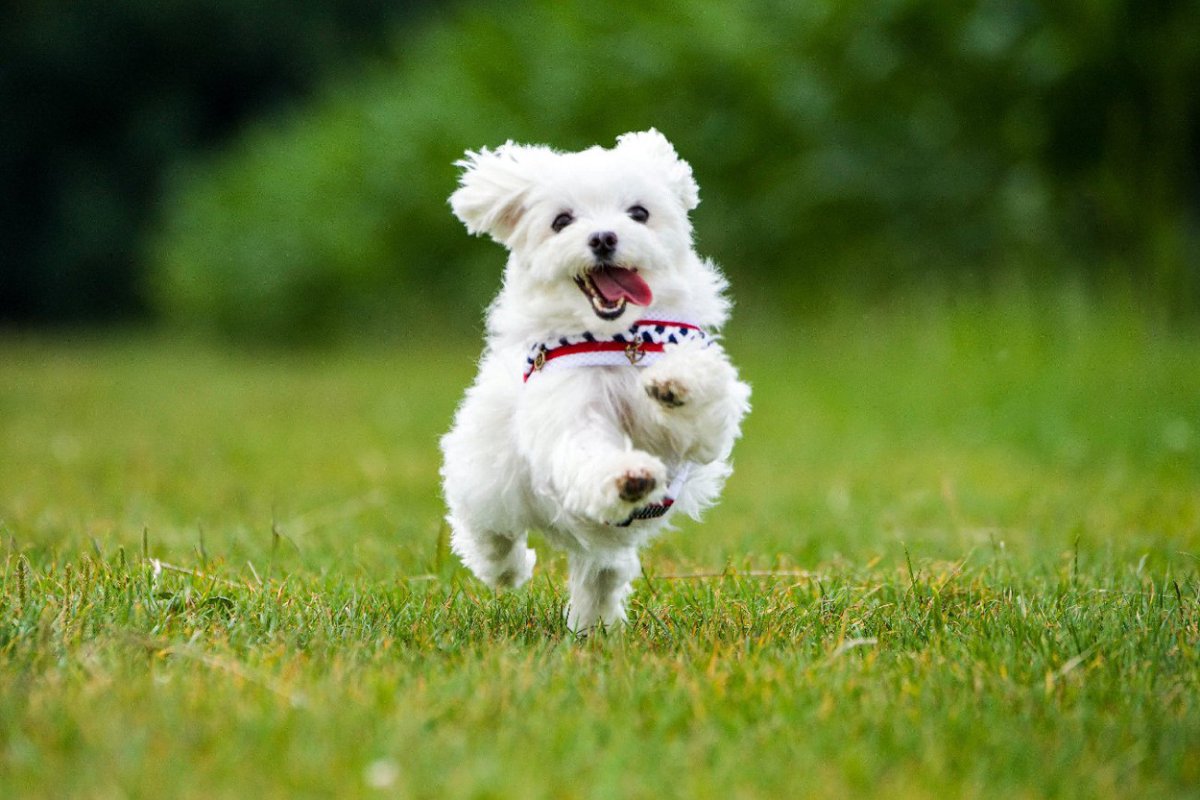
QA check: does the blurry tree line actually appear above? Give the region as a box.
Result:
[0,0,435,324]
[4,0,1198,339]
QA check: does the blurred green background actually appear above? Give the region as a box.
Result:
[2,0,1198,339]
[4,8,1200,795]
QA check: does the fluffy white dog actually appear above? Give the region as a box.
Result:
[441,129,750,632]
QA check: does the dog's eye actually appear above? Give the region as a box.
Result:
[627,205,650,223]
[551,212,574,233]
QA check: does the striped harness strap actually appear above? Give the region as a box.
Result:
[523,318,708,382]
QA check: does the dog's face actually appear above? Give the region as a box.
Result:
[450,130,700,328]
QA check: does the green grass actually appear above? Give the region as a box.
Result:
[2,290,1199,798]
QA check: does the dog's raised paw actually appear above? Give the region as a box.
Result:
[646,378,687,409]
[616,470,657,503]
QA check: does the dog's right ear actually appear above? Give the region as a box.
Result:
[449,143,545,243]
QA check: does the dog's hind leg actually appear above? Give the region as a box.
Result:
[565,548,640,633]
[448,517,536,589]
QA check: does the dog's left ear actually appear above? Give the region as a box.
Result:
[450,142,549,244]
[615,129,700,211]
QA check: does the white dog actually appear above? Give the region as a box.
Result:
[441,129,750,632]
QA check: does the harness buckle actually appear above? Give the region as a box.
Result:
[532,348,546,372]
[624,342,645,365]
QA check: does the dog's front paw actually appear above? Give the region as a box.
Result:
[645,377,687,409]
[640,340,750,464]
[566,451,666,525]
[642,340,733,414]
[616,468,657,503]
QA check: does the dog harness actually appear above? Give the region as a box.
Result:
[522,318,708,381]
[522,317,708,526]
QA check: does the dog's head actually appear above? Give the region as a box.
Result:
[450,130,700,327]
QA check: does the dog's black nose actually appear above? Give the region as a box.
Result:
[588,231,618,258]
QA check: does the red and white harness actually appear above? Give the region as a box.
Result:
[522,318,708,380]
[522,318,707,526]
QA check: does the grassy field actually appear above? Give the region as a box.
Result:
[2,290,1199,798]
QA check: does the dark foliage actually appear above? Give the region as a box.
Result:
[0,0,433,324]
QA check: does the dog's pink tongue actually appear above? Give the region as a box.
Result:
[591,266,653,306]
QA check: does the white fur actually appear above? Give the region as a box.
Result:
[441,129,751,633]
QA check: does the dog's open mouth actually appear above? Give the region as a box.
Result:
[574,266,653,320]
